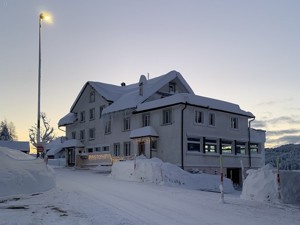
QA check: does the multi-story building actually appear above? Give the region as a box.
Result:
[58,70,265,184]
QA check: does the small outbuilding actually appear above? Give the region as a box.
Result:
[0,141,30,154]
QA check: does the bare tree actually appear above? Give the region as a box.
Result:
[29,112,55,147]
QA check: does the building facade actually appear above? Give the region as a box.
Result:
[59,71,265,184]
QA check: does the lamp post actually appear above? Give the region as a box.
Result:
[37,12,52,156]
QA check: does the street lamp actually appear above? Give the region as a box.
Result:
[37,12,52,156]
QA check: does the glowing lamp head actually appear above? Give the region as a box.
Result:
[39,12,52,23]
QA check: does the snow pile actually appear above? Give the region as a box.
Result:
[0,147,56,197]
[111,156,235,193]
[240,164,279,203]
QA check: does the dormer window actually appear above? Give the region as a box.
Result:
[169,82,176,93]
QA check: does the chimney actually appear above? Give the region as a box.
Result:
[139,75,147,96]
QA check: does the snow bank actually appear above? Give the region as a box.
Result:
[241,164,300,205]
[0,147,56,197]
[111,157,235,193]
[241,164,278,203]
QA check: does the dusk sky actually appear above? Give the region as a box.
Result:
[1,0,300,148]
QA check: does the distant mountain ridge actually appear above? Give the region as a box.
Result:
[265,144,300,170]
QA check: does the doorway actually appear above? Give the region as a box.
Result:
[138,142,145,156]
[227,168,241,186]
[67,148,75,166]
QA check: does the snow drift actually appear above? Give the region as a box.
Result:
[110,156,235,193]
[0,147,55,197]
[241,164,300,205]
[240,164,279,203]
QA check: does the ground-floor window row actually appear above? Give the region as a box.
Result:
[84,142,133,156]
[81,140,159,157]
[187,137,260,155]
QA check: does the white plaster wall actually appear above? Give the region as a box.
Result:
[65,84,264,172]
[183,105,264,169]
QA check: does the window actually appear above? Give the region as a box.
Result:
[99,105,105,118]
[88,148,93,153]
[90,90,95,102]
[114,143,120,156]
[187,137,201,152]
[231,117,239,129]
[142,113,150,127]
[222,140,233,154]
[95,147,101,152]
[89,108,95,120]
[250,143,259,154]
[80,111,85,122]
[195,111,204,124]
[124,142,131,156]
[89,128,95,140]
[103,146,109,152]
[209,113,215,126]
[205,139,217,153]
[80,130,85,141]
[151,140,157,150]
[123,117,131,131]
[105,116,111,134]
[236,142,246,154]
[71,131,76,139]
[162,109,172,125]
[169,82,176,93]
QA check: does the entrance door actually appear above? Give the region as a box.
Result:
[227,168,241,186]
[67,148,75,166]
[138,142,145,156]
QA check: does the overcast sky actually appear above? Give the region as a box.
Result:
[1,0,300,148]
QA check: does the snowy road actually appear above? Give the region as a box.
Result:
[1,167,300,225]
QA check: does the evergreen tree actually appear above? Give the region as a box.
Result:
[0,120,17,141]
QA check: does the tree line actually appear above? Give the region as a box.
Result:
[0,113,55,148]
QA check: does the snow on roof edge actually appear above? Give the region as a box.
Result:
[58,112,77,127]
[135,93,254,118]
[130,126,159,139]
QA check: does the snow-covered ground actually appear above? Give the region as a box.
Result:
[1,147,300,225]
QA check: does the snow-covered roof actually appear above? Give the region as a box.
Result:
[60,70,253,124]
[70,81,137,112]
[130,126,159,139]
[250,128,266,143]
[46,146,64,156]
[0,141,30,152]
[46,137,67,150]
[102,71,194,114]
[58,113,77,127]
[135,93,254,117]
[62,139,84,148]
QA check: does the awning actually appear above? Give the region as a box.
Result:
[46,146,63,156]
[58,113,77,127]
[130,126,159,139]
[62,139,84,148]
